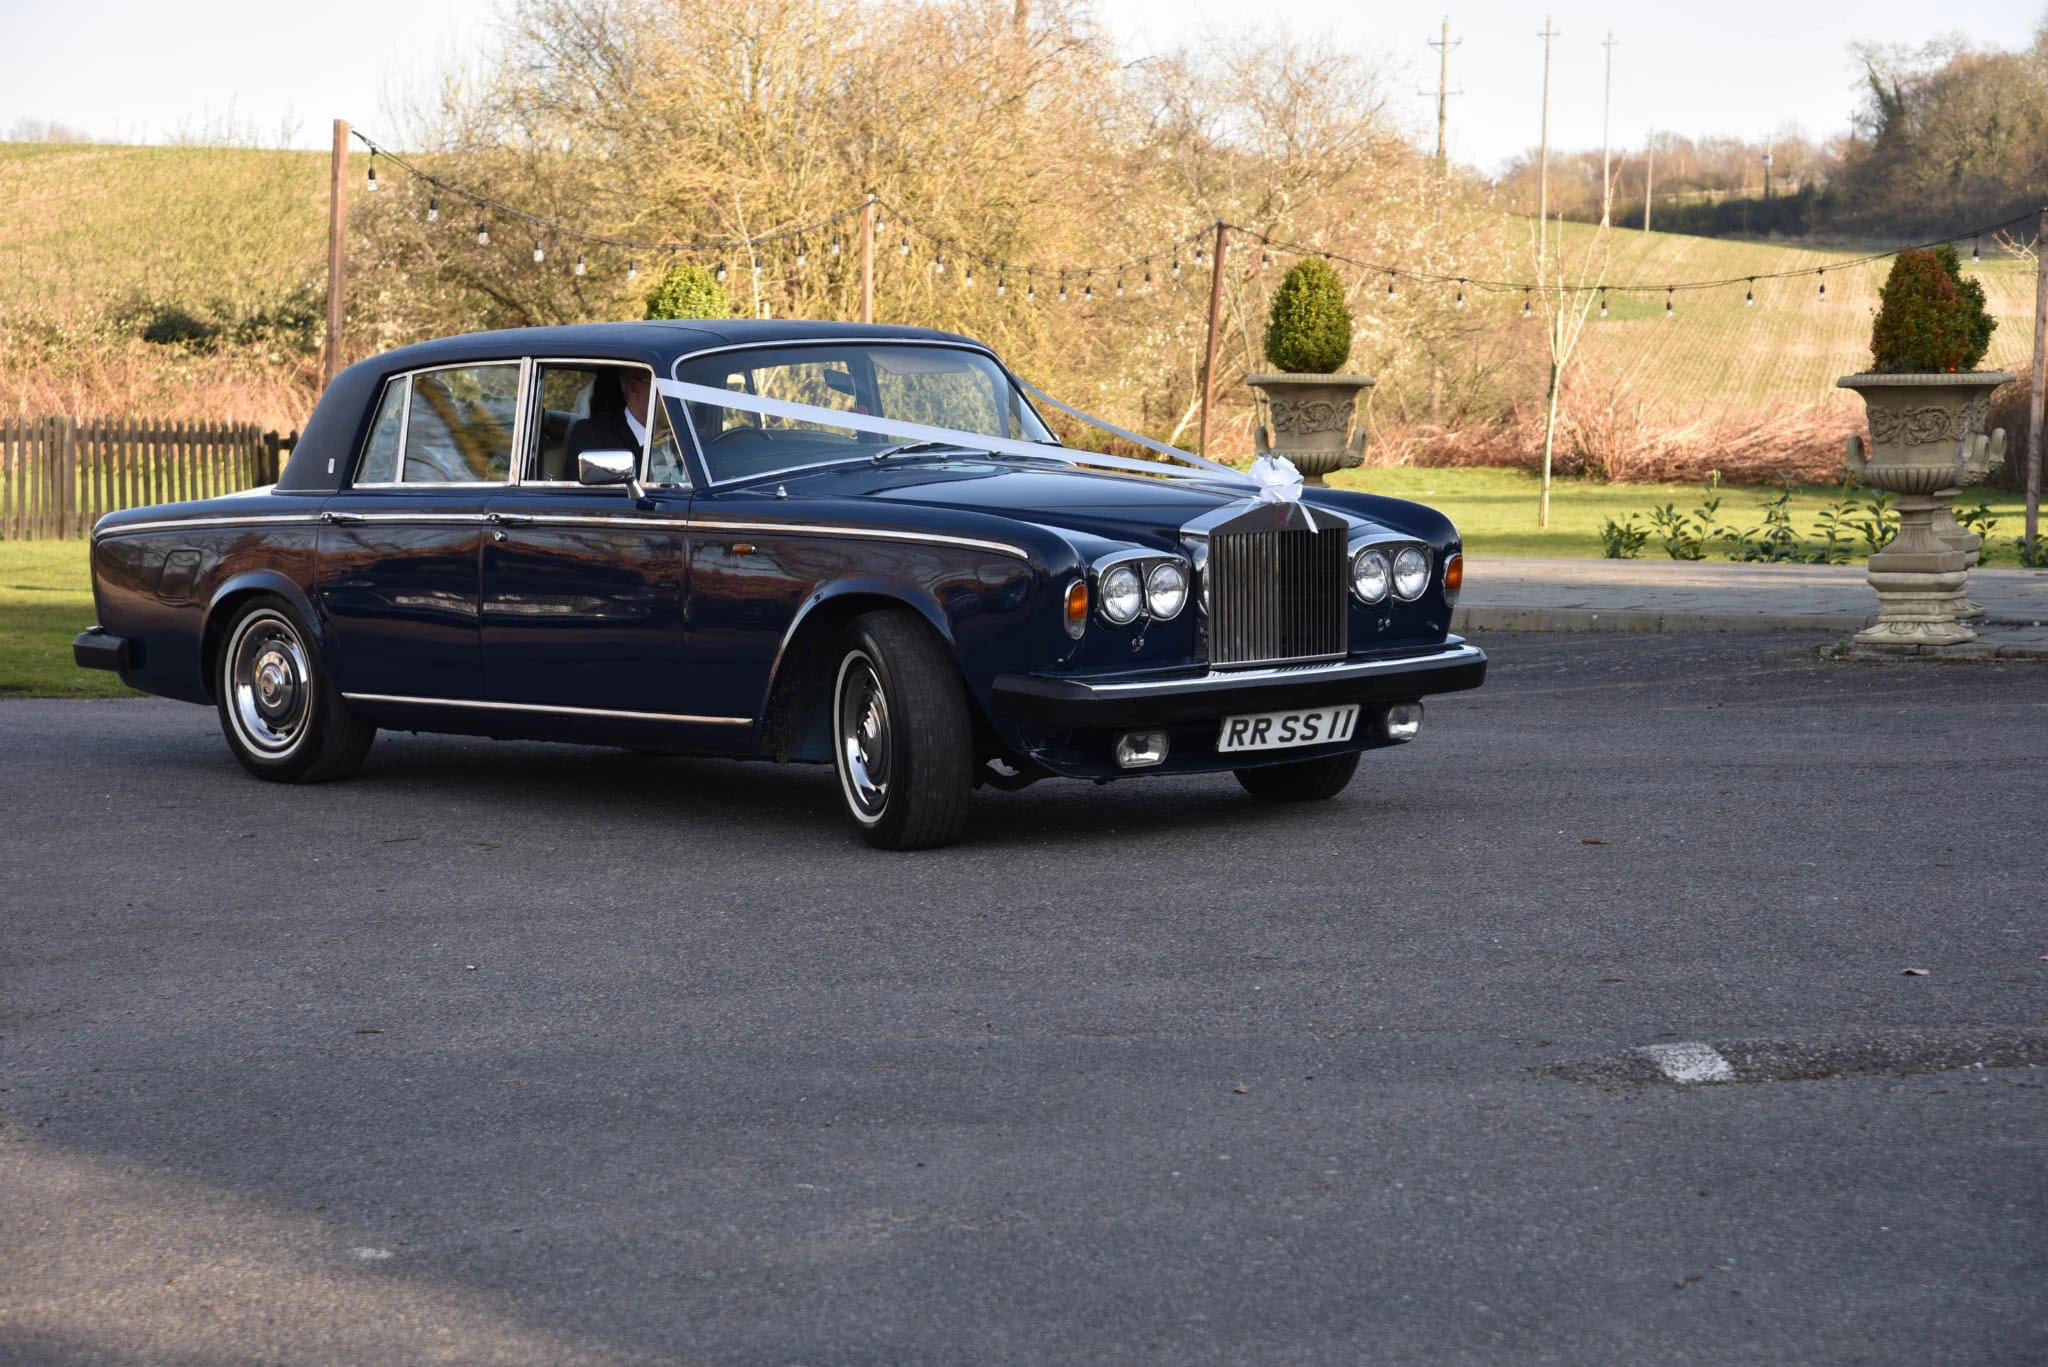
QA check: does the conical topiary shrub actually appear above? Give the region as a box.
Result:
[1868,245,1996,373]
[1263,258,1353,374]
[644,263,729,321]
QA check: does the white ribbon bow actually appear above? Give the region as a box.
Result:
[1247,455,1308,524]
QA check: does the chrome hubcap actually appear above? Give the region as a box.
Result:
[836,652,891,821]
[227,612,311,756]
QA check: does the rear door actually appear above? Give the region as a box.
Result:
[316,360,522,702]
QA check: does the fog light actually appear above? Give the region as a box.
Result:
[1382,702,1424,742]
[1115,731,1169,769]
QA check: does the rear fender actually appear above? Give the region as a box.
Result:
[199,570,326,700]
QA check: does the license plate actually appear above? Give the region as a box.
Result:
[1216,705,1360,753]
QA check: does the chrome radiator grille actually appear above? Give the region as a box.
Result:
[1206,524,1348,667]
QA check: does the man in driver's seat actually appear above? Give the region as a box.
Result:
[564,369,651,472]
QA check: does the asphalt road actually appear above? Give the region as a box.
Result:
[2,633,2043,1365]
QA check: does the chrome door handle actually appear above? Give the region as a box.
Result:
[320,510,366,525]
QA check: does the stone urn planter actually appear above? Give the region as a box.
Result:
[1245,373,1374,486]
[1839,370,2013,645]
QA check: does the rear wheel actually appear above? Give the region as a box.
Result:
[214,595,375,783]
[832,611,974,850]
[1234,751,1359,802]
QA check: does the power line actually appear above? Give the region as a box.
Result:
[350,129,2035,303]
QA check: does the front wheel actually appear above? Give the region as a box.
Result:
[214,595,375,783]
[832,611,974,850]
[1234,751,1359,802]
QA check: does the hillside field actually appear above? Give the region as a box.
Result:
[1552,218,2038,411]
[0,140,2037,443]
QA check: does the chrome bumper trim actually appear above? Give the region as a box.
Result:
[1056,642,1485,696]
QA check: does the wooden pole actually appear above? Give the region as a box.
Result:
[1599,32,1616,228]
[323,118,349,390]
[2027,205,2046,557]
[1536,18,1557,263]
[1643,133,1653,233]
[1198,221,1228,459]
[859,194,876,324]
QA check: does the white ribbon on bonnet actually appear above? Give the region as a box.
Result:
[1246,454,1311,525]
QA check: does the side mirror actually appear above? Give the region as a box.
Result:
[577,451,637,486]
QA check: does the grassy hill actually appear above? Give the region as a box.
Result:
[0,141,2035,435]
[0,142,345,430]
[1552,220,2038,411]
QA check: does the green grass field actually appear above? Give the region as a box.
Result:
[0,541,131,697]
[5,469,2031,696]
[1333,466,2029,558]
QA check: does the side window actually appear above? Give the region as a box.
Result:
[646,401,691,487]
[526,362,658,483]
[355,377,407,484]
[404,364,519,484]
[531,365,596,481]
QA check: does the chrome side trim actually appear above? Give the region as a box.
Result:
[1042,643,1486,696]
[94,514,325,541]
[332,512,492,525]
[517,514,686,529]
[340,692,752,726]
[691,519,1031,562]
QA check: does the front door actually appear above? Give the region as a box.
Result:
[479,361,696,718]
[317,360,522,701]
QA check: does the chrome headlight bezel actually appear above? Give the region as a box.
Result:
[1091,552,1191,627]
[1350,547,1391,605]
[1144,560,1188,621]
[1391,545,1431,601]
[1098,563,1145,625]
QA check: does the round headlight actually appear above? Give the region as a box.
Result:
[1392,546,1430,601]
[1145,561,1188,620]
[1351,548,1390,604]
[1099,564,1144,624]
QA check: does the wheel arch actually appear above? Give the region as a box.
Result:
[199,572,324,702]
[761,582,977,765]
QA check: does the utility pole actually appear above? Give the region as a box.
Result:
[2027,205,2046,556]
[1643,132,1654,233]
[1537,18,1559,263]
[1429,18,1458,177]
[322,118,349,389]
[859,194,875,324]
[1198,221,1229,459]
[1422,19,1462,225]
[1762,139,1773,200]
[1600,32,1617,228]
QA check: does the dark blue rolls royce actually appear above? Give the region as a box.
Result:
[78,321,1484,848]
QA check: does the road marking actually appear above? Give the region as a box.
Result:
[1638,1042,1736,1084]
[352,1247,394,1261]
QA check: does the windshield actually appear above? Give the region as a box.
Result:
[670,343,1056,484]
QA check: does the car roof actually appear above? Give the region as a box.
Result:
[278,320,998,493]
[361,319,986,373]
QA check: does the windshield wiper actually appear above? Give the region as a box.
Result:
[871,439,989,464]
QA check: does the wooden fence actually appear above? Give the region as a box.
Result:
[0,418,295,540]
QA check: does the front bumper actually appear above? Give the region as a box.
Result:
[990,640,1487,728]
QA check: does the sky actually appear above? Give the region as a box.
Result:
[0,0,2040,172]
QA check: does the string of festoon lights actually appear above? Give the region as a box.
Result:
[354,132,2035,315]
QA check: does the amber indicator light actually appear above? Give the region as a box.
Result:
[1444,553,1464,594]
[1065,579,1090,625]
